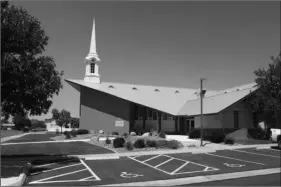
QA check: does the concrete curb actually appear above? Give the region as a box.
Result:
[1,139,91,146]
[69,143,277,160]
[1,162,31,186]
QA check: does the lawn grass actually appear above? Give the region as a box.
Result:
[4,133,58,143]
[1,141,114,156]
[1,130,23,138]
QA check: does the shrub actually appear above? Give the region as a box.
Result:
[22,127,29,133]
[105,137,111,144]
[155,139,168,148]
[65,132,71,139]
[70,130,77,137]
[166,140,183,149]
[207,131,225,143]
[76,129,89,135]
[189,129,201,139]
[122,133,129,139]
[224,136,235,145]
[113,137,125,148]
[112,131,119,136]
[125,141,134,151]
[146,139,157,147]
[158,131,166,139]
[130,132,136,136]
[133,139,146,148]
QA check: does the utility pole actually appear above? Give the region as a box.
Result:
[200,78,206,146]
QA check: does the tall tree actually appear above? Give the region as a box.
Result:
[250,52,281,127]
[1,1,63,117]
[51,108,60,120]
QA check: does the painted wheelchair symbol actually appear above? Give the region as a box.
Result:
[223,163,246,167]
[120,172,144,178]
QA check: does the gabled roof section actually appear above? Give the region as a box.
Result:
[65,79,257,116]
[177,83,258,116]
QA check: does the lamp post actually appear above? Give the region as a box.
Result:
[200,78,206,146]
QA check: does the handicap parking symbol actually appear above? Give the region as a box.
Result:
[120,172,143,178]
[223,163,246,167]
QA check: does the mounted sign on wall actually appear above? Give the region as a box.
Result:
[115,119,124,127]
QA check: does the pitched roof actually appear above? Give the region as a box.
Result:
[65,79,257,116]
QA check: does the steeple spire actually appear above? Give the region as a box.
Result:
[85,18,100,62]
[84,18,101,83]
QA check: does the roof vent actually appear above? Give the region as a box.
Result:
[224,91,229,94]
[108,85,114,88]
[154,89,160,92]
[175,90,179,94]
[236,88,241,91]
[132,87,137,90]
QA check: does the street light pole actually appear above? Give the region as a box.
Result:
[200,78,206,146]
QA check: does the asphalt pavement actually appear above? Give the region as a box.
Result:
[25,147,281,186]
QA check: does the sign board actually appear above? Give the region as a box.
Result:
[115,120,124,127]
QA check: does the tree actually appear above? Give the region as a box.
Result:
[31,119,46,129]
[52,108,71,133]
[51,109,60,120]
[71,118,79,129]
[12,114,31,130]
[1,1,63,117]
[250,52,281,127]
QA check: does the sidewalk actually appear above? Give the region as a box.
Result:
[70,143,277,160]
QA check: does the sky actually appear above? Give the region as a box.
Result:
[12,1,280,121]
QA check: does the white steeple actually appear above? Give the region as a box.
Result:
[84,18,101,83]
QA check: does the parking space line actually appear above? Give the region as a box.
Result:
[29,179,99,184]
[206,153,265,165]
[142,155,162,163]
[80,159,101,181]
[232,149,281,158]
[128,156,172,175]
[30,163,82,176]
[79,176,95,181]
[29,169,87,184]
[171,162,189,174]
[256,147,281,151]
[155,158,174,168]
[33,160,71,168]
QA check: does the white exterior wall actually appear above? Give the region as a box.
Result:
[45,120,72,132]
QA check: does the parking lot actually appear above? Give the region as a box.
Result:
[26,147,281,186]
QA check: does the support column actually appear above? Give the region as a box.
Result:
[175,116,178,134]
[142,107,146,132]
[158,111,162,132]
[129,103,135,133]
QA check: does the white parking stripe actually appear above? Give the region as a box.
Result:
[79,176,95,181]
[29,179,99,184]
[206,153,265,165]
[232,149,281,158]
[155,158,174,168]
[30,163,82,175]
[171,162,189,174]
[80,159,101,181]
[142,155,162,163]
[128,156,172,175]
[29,169,87,183]
[32,160,72,168]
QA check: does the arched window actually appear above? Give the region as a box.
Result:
[90,63,95,74]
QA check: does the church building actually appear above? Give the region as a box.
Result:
[66,19,259,135]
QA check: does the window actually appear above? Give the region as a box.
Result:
[147,108,153,120]
[167,114,174,120]
[152,111,158,120]
[90,63,95,74]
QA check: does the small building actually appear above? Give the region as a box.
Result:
[44,119,72,132]
[66,19,259,135]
